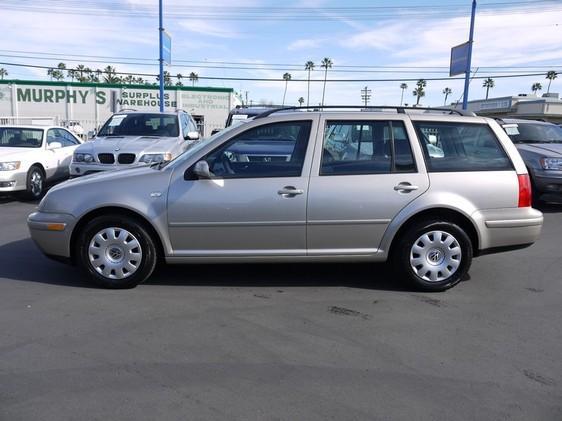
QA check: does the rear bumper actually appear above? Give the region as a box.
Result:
[27,211,76,260]
[472,207,543,254]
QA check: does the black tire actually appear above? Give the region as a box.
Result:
[20,165,45,201]
[392,220,473,292]
[76,215,158,289]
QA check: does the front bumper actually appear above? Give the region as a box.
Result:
[533,170,562,203]
[472,207,543,254]
[28,211,76,261]
[0,169,27,192]
[70,162,143,177]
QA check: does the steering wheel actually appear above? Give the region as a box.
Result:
[220,152,235,175]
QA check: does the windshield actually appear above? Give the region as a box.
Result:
[0,128,44,148]
[98,113,179,137]
[506,122,562,143]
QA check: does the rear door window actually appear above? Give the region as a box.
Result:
[413,122,512,172]
[321,120,415,175]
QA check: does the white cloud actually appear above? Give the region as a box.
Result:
[288,39,323,51]
[178,20,241,39]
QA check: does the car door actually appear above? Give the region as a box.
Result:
[167,117,318,257]
[306,115,430,255]
[46,128,81,179]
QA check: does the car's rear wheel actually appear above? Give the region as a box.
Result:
[20,166,45,201]
[77,215,157,289]
[392,220,473,292]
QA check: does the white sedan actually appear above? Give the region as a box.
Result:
[0,125,83,199]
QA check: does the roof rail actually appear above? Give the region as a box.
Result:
[117,108,137,113]
[253,105,476,120]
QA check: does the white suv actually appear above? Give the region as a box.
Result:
[70,110,200,177]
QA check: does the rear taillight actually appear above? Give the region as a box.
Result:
[518,174,532,207]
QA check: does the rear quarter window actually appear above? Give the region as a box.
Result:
[413,121,512,172]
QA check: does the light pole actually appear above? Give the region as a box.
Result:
[462,0,477,110]
[158,0,164,112]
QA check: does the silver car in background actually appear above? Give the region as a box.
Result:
[29,107,543,291]
[70,110,200,177]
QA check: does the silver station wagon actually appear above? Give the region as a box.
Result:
[28,107,543,291]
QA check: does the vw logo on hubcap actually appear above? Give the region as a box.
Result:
[109,247,123,261]
[429,250,441,262]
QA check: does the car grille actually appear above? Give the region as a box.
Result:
[118,153,136,164]
[98,153,115,164]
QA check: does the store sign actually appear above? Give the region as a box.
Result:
[117,91,176,108]
[182,92,230,111]
[16,88,106,104]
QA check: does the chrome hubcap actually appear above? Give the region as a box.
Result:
[30,171,43,196]
[410,230,461,282]
[88,227,142,279]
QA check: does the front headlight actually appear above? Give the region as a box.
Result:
[0,161,21,171]
[540,158,562,170]
[73,153,94,163]
[139,153,172,164]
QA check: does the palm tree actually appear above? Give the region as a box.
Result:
[546,71,558,94]
[47,62,66,81]
[103,66,120,84]
[189,72,199,86]
[156,71,172,86]
[531,82,542,95]
[399,83,408,106]
[304,61,314,106]
[176,73,183,86]
[442,87,452,106]
[123,75,135,85]
[282,72,292,106]
[298,97,305,107]
[320,57,333,106]
[482,77,495,100]
[0,68,7,80]
[73,64,91,83]
[412,79,427,105]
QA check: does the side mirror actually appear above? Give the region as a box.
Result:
[47,141,62,150]
[185,131,200,141]
[193,160,212,179]
[87,130,96,140]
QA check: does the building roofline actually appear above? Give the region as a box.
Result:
[0,79,234,93]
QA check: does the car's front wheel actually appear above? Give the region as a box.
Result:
[392,220,473,292]
[20,165,45,200]
[77,215,158,288]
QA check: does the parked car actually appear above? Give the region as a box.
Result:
[28,107,543,291]
[0,125,82,199]
[500,118,562,204]
[211,105,282,135]
[69,110,200,177]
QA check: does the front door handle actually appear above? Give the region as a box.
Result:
[278,186,304,197]
[394,182,419,192]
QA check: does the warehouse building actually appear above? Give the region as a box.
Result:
[457,93,562,123]
[0,80,241,136]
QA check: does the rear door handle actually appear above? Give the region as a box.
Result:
[278,186,304,197]
[394,182,419,192]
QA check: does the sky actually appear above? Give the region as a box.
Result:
[1,0,562,107]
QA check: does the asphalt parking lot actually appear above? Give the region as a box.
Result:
[1,196,561,421]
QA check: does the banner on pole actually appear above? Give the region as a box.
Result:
[162,31,172,66]
[450,42,470,77]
